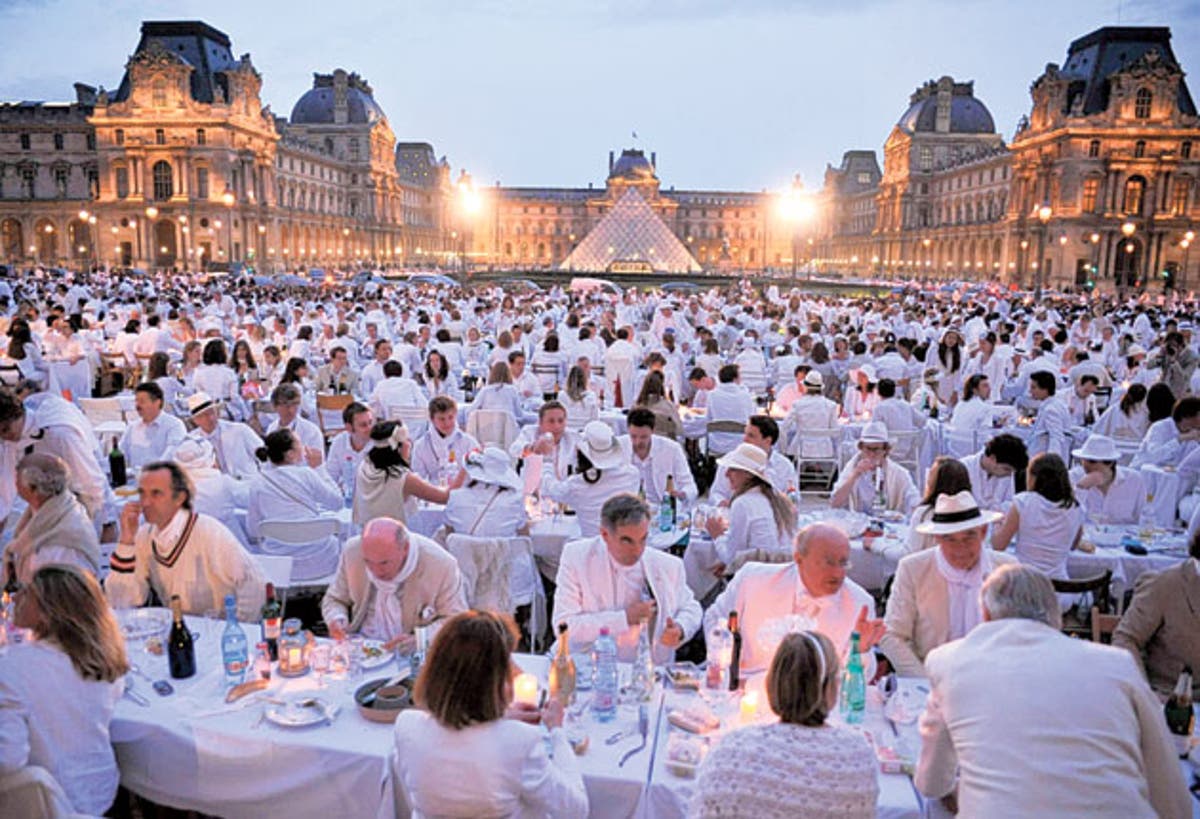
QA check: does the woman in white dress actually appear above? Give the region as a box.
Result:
[247,429,345,580]
[965,332,1008,390]
[557,364,599,428]
[842,365,879,420]
[354,420,464,526]
[178,340,203,391]
[389,611,587,819]
[690,631,878,819]
[0,566,127,816]
[530,333,568,396]
[931,329,966,407]
[992,453,1085,593]
[470,361,531,425]
[1093,383,1149,442]
[1068,434,1145,525]
[193,339,243,420]
[696,338,724,381]
[704,443,797,573]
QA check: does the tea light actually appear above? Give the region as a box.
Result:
[514,672,539,707]
[740,691,759,723]
[287,647,302,667]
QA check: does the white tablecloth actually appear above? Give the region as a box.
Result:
[112,619,653,819]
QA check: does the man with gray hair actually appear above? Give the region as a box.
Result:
[266,382,324,464]
[322,517,466,650]
[916,564,1188,818]
[554,493,701,664]
[2,453,101,586]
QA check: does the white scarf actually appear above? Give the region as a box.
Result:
[367,538,421,640]
[934,547,987,640]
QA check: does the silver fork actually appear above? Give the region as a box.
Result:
[618,704,650,767]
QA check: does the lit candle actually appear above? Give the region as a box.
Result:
[287,647,302,669]
[514,672,539,707]
[740,690,759,723]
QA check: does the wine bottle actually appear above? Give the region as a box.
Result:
[728,611,742,691]
[109,442,127,488]
[665,474,678,522]
[548,623,577,707]
[260,582,282,661]
[167,595,196,680]
[1164,666,1194,756]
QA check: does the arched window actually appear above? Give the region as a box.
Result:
[1172,178,1192,216]
[1088,139,1101,158]
[1134,140,1146,158]
[1123,175,1145,215]
[152,160,173,201]
[1135,88,1152,119]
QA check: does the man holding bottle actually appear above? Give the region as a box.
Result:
[553,493,701,665]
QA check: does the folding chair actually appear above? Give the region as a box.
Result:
[388,405,430,439]
[466,409,520,450]
[793,428,843,497]
[704,420,745,459]
[257,517,341,586]
[79,396,130,452]
[315,393,354,444]
[888,429,923,485]
[446,533,547,651]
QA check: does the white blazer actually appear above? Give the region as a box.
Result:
[916,618,1189,819]
[387,710,587,819]
[553,535,702,665]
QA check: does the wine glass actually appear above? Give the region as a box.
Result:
[310,644,331,688]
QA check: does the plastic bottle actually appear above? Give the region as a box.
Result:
[632,618,654,701]
[591,627,619,722]
[220,594,249,687]
[840,632,866,724]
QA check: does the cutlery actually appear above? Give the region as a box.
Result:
[130,663,174,696]
[123,679,149,707]
[605,730,630,745]
[618,704,650,767]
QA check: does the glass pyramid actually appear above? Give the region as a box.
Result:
[560,188,701,274]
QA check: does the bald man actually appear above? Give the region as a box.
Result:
[704,523,884,673]
[321,517,466,650]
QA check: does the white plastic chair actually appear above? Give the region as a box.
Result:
[256,518,340,586]
[445,533,547,651]
[78,396,129,451]
[388,405,430,439]
[794,428,843,497]
[465,409,520,450]
[253,553,295,611]
[889,429,924,485]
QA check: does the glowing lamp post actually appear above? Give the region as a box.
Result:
[1034,204,1052,300]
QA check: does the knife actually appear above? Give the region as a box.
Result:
[123,680,149,707]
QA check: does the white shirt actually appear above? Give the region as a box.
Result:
[1010,492,1086,581]
[247,463,344,579]
[714,486,791,564]
[369,376,428,418]
[704,383,756,452]
[326,431,370,496]
[962,452,1015,513]
[410,427,480,483]
[0,641,123,816]
[119,411,188,470]
[540,462,640,538]
[948,396,993,431]
[195,422,262,480]
[1069,465,1146,525]
[618,434,698,505]
[709,449,793,504]
[266,415,324,457]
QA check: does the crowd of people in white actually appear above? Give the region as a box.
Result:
[0,266,1197,817]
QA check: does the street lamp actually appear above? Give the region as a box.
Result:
[779,175,815,278]
[222,188,235,264]
[1120,221,1137,292]
[144,206,158,270]
[1034,204,1052,300]
[1088,231,1101,292]
[1182,229,1195,291]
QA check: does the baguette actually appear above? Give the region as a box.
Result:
[225,678,269,703]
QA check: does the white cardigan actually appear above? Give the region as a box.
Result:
[0,641,123,816]
[388,710,587,819]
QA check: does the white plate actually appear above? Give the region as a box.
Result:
[361,640,392,669]
[264,698,334,728]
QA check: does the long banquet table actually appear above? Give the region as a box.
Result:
[111,614,931,819]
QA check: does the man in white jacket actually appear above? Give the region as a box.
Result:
[916,564,1187,819]
[554,493,701,664]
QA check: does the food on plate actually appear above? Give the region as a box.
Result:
[668,705,720,734]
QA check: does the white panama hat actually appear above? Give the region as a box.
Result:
[716,443,770,483]
[915,490,1003,535]
[579,421,624,470]
[1071,434,1121,463]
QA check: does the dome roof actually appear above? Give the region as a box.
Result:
[290,78,385,126]
[898,92,995,135]
[609,149,656,180]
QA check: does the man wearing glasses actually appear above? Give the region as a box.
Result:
[830,421,919,516]
[704,523,884,675]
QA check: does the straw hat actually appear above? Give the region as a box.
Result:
[717,443,770,482]
[1126,344,1147,358]
[802,370,824,389]
[1071,434,1121,463]
[915,490,1003,535]
[186,391,221,417]
[859,421,890,445]
[579,421,624,470]
[463,446,521,491]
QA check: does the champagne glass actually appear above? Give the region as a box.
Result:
[310,644,331,688]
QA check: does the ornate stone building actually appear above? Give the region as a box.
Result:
[818,26,1200,293]
[463,148,797,272]
[0,20,452,271]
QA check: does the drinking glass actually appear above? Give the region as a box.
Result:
[330,638,351,677]
[348,636,365,681]
[310,644,331,687]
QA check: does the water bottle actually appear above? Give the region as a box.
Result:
[840,632,866,724]
[658,493,673,533]
[591,627,619,723]
[632,618,654,701]
[221,595,249,687]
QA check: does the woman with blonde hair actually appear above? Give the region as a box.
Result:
[0,566,128,815]
[558,363,599,427]
[690,631,878,819]
[389,610,587,818]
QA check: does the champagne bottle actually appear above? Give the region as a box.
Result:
[109,441,127,488]
[665,474,678,522]
[168,595,196,680]
[548,623,577,707]
[260,582,282,661]
[728,611,742,691]
[1165,666,1194,756]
